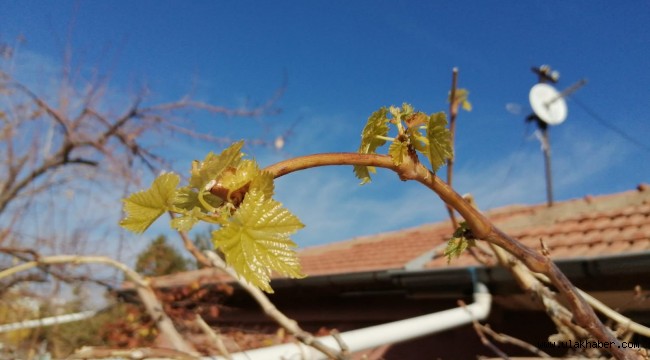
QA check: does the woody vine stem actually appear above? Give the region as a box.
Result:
[257,152,639,360]
[118,102,642,359]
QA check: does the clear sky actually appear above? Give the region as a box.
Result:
[2,1,649,250]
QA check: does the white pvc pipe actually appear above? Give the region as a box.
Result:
[208,283,491,360]
[0,310,99,333]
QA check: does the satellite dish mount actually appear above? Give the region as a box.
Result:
[526,65,586,207]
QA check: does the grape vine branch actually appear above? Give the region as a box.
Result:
[261,152,639,360]
[119,103,643,359]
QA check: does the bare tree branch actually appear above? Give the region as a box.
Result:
[478,323,551,358]
[203,251,348,360]
[0,246,115,292]
[444,67,459,230]
[0,255,197,355]
[4,80,72,136]
[459,300,510,360]
[71,346,199,360]
[195,315,232,360]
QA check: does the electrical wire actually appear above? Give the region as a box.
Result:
[483,122,531,210]
[569,95,650,153]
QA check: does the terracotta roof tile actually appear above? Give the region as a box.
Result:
[298,222,452,275]
[297,184,650,275]
[581,242,609,257]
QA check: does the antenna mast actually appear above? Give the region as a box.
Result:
[526,65,586,207]
[529,65,558,206]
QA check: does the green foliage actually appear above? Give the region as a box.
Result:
[135,235,190,276]
[358,107,390,154]
[121,141,303,293]
[170,206,203,232]
[388,138,409,166]
[121,97,463,292]
[173,186,223,212]
[426,112,454,172]
[449,88,472,112]
[444,221,475,263]
[120,173,180,233]
[212,189,305,293]
[354,103,454,183]
[353,107,389,184]
[189,140,244,190]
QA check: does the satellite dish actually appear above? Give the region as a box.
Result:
[529,83,567,125]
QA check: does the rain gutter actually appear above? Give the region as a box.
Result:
[265,251,650,297]
[207,282,491,360]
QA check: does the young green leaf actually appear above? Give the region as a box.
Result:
[190,140,244,190]
[444,236,475,263]
[444,222,475,263]
[354,107,389,184]
[120,172,180,233]
[462,99,472,112]
[388,139,408,166]
[353,165,374,185]
[358,107,389,154]
[404,112,428,128]
[401,103,414,116]
[449,88,472,112]
[212,189,305,293]
[406,126,428,153]
[170,206,203,232]
[388,105,401,121]
[426,112,453,172]
[250,170,275,198]
[173,186,223,212]
[219,159,259,194]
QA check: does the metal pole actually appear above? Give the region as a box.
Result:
[545,78,587,108]
[531,65,559,207]
[542,126,554,206]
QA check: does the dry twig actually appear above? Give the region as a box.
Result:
[478,323,551,358]
[195,315,232,360]
[204,251,348,360]
[458,300,510,360]
[0,255,197,355]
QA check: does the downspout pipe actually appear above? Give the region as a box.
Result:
[208,282,491,360]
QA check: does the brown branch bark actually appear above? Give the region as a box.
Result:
[195,315,232,360]
[0,71,283,220]
[172,216,211,268]
[487,243,594,350]
[445,67,459,230]
[459,299,511,360]
[6,81,72,136]
[260,152,641,360]
[532,271,650,339]
[0,147,97,214]
[0,246,115,292]
[478,323,551,358]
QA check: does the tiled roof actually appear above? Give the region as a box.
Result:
[299,184,650,275]
[142,184,650,289]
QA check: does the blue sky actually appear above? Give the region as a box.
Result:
[2,1,649,253]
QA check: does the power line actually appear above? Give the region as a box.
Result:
[569,95,650,154]
[483,122,531,210]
